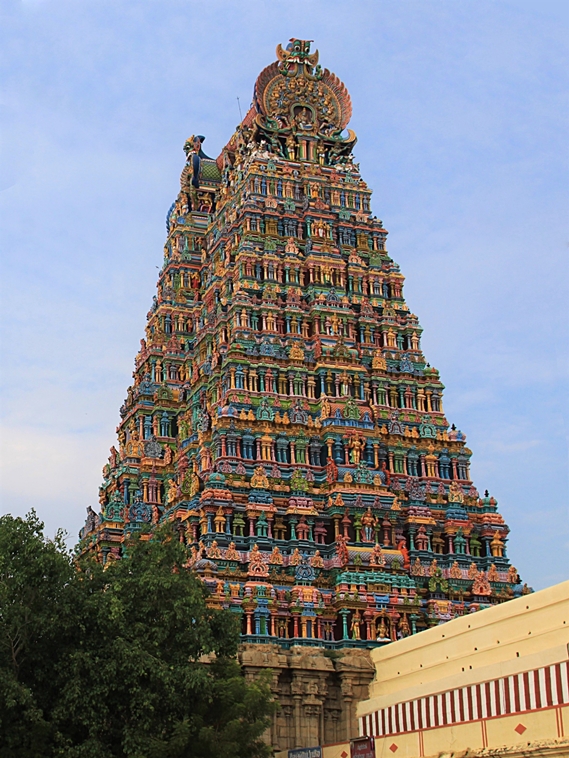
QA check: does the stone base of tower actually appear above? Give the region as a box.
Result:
[239,643,375,753]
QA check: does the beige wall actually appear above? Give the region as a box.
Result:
[360,580,569,714]
[348,580,569,757]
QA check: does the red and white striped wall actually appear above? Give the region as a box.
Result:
[359,659,569,738]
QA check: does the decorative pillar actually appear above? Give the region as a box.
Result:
[339,608,350,640]
[290,442,296,464]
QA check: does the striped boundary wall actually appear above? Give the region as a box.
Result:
[359,659,569,738]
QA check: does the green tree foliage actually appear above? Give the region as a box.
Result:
[0,512,275,758]
[0,510,75,755]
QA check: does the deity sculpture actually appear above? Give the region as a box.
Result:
[361,508,375,542]
[289,548,302,566]
[350,611,362,641]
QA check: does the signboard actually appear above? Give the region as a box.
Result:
[350,736,375,758]
[288,748,322,758]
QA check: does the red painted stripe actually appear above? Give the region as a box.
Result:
[418,698,424,731]
[428,696,434,729]
[477,683,484,719]
[514,673,521,712]
[534,669,542,709]
[434,695,440,727]
[467,685,474,720]
[441,691,448,725]
[505,675,512,714]
[555,663,564,706]
[524,671,531,710]
[545,666,554,707]
[485,681,492,717]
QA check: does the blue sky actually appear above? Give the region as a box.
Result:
[1,0,567,589]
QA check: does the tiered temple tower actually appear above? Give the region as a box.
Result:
[80,39,524,651]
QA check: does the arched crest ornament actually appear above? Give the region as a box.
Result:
[251,39,356,164]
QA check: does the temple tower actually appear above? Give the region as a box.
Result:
[79,40,525,751]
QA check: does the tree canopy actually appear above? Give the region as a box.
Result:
[0,512,274,758]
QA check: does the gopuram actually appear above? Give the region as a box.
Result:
[79,40,525,751]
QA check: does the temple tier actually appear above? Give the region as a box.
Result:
[79,39,524,649]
